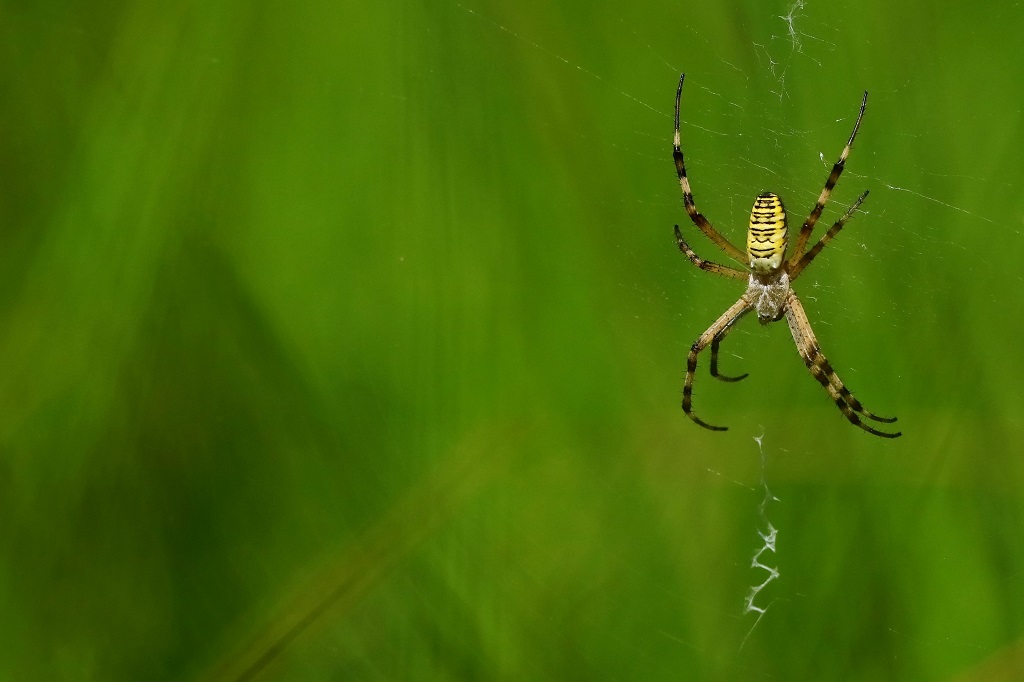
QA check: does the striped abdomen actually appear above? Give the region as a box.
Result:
[747,192,788,275]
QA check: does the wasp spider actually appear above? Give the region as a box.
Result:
[671,74,900,438]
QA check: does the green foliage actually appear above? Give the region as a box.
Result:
[2,1,1023,680]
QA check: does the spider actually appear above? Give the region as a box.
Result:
[671,74,900,438]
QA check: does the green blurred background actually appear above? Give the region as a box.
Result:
[2,0,1023,680]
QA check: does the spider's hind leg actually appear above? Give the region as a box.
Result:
[788,90,869,267]
[673,74,749,266]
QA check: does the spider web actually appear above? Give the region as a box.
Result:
[740,431,779,650]
[441,0,1012,675]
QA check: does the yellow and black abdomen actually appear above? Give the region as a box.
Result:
[747,192,788,275]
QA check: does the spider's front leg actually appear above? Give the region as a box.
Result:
[710,308,751,382]
[683,298,751,431]
[784,293,901,438]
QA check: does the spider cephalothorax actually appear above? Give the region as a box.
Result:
[671,73,900,438]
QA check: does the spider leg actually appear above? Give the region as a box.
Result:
[675,224,749,379]
[683,298,751,431]
[787,294,897,426]
[784,293,901,438]
[788,91,869,268]
[788,190,869,280]
[674,225,748,279]
[674,74,748,267]
[710,306,752,382]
